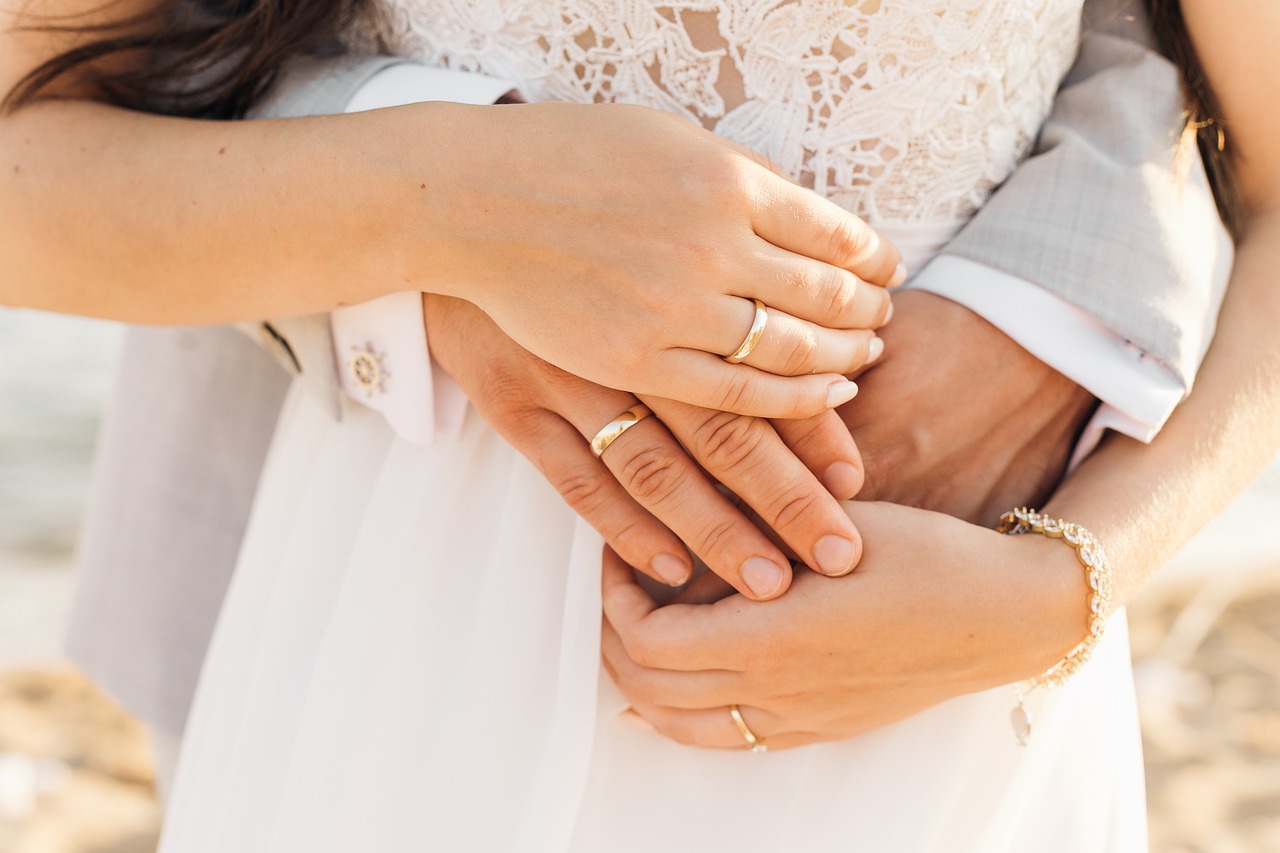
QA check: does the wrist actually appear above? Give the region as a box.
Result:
[998,531,1094,681]
[370,101,521,306]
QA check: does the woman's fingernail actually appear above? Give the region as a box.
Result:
[866,336,884,365]
[821,461,861,498]
[813,535,855,577]
[826,380,859,408]
[651,552,691,586]
[620,709,656,732]
[889,263,908,287]
[883,301,894,324]
[741,557,786,599]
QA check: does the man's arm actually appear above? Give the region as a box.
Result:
[853,0,1229,522]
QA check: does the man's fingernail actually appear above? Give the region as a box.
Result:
[813,535,855,577]
[866,336,884,365]
[620,709,656,732]
[889,263,908,288]
[741,557,786,599]
[651,552,690,586]
[821,461,861,498]
[826,380,859,408]
[883,301,894,324]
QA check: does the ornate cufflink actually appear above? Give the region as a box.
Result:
[349,342,390,396]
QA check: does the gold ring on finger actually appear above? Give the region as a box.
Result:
[729,704,768,753]
[724,299,769,364]
[589,404,653,458]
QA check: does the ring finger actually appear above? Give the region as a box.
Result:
[730,303,884,377]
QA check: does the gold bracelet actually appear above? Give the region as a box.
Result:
[996,507,1114,743]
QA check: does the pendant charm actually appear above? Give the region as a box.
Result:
[1010,693,1033,745]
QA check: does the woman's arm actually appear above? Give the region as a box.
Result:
[1041,0,1280,610]
[2,2,900,419]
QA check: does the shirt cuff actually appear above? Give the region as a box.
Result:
[331,63,519,444]
[907,255,1187,446]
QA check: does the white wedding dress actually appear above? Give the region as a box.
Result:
[160,2,1149,850]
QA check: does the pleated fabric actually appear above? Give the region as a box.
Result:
[160,384,1147,853]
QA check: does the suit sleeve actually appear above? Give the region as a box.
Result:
[909,0,1232,441]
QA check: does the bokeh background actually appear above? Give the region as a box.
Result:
[0,307,1277,853]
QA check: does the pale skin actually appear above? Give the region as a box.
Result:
[0,0,902,422]
[601,0,1280,750]
[0,0,907,596]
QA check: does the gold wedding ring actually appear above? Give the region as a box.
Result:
[589,404,653,458]
[724,299,769,364]
[729,704,768,753]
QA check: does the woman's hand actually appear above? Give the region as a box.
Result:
[601,501,1087,749]
[407,102,900,419]
[424,293,870,600]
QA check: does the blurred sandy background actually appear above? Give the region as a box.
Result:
[0,307,1277,853]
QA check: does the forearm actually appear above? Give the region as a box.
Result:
[1043,207,1280,608]
[0,98,471,324]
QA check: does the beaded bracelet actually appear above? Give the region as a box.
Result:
[996,507,1114,744]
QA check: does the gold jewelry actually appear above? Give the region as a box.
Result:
[724,299,769,364]
[589,404,653,458]
[996,507,1114,744]
[728,704,768,753]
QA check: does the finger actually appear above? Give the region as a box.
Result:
[602,620,739,710]
[750,177,904,288]
[716,301,884,378]
[646,398,863,578]
[738,245,894,331]
[521,411,695,586]
[567,402,796,601]
[621,701,817,751]
[639,349,859,419]
[669,571,736,605]
[601,548,750,671]
[770,410,865,500]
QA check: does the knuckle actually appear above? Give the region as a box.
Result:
[695,517,741,563]
[826,216,871,266]
[551,466,608,513]
[617,445,686,504]
[692,412,769,471]
[714,372,756,414]
[817,266,858,325]
[765,484,821,531]
[777,324,819,375]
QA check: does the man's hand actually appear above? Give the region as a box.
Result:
[844,290,1097,526]
[424,294,868,600]
[602,501,1086,750]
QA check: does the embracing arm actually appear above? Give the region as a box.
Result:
[2,2,900,419]
[850,0,1229,524]
[1041,0,1280,607]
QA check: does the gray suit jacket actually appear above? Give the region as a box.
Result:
[67,2,1229,736]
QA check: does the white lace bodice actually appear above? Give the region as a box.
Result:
[358,1,1082,227]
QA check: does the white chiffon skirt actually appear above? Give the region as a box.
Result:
[159,384,1148,852]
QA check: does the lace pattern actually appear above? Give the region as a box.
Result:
[360,1,1082,225]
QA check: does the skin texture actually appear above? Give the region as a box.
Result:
[848,289,1097,525]
[603,0,1280,750]
[423,293,870,600]
[1,2,900,420]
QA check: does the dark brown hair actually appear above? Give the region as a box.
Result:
[2,0,373,119]
[1145,0,1242,234]
[3,0,1243,228]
